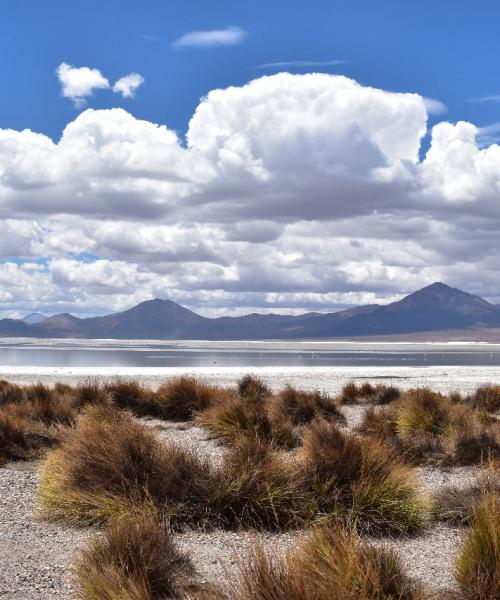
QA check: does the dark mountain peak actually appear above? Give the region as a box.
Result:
[393,282,493,310]
[122,297,199,318]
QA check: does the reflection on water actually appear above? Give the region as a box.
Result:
[1,338,500,367]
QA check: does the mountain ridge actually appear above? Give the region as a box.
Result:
[2,282,500,340]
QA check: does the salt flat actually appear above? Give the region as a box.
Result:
[2,364,500,394]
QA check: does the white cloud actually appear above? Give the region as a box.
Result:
[56,63,110,107]
[172,26,246,49]
[423,96,448,115]
[113,73,145,98]
[468,95,500,103]
[1,72,500,315]
[257,60,347,69]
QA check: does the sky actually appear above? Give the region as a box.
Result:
[1,0,500,317]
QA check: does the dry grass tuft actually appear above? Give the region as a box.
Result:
[38,405,215,526]
[232,524,424,600]
[154,376,223,420]
[359,388,499,465]
[198,380,344,450]
[270,386,346,427]
[198,394,296,449]
[338,382,401,405]
[238,375,272,404]
[74,507,197,600]
[455,492,500,599]
[212,437,308,530]
[466,384,500,414]
[299,420,429,535]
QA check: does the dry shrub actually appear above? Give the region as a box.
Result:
[104,379,157,416]
[0,382,76,466]
[198,395,296,449]
[38,405,215,526]
[0,380,25,405]
[299,420,429,535]
[213,437,308,530]
[75,507,196,600]
[467,384,500,414]
[270,386,346,427]
[198,379,344,449]
[154,376,223,420]
[359,388,499,465]
[338,382,401,405]
[73,378,112,409]
[238,375,272,404]
[232,524,424,600]
[455,493,500,600]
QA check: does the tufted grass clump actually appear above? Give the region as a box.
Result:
[298,420,430,535]
[455,492,500,599]
[153,376,225,420]
[466,384,500,414]
[198,378,345,450]
[232,524,424,600]
[74,507,202,600]
[338,382,401,405]
[212,437,309,530]
[38,405,215,527]
[359,388,499,465]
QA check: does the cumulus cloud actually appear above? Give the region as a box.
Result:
[56,63,110,107]
[113,73,145,98]
[1,72,500,315]
[172,26,246,49]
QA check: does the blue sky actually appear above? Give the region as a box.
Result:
[2,0,500,141]
[1,1,500,317]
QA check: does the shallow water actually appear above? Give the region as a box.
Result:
[2,338,500,367]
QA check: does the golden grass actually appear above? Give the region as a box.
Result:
[298,420,430,535]
[38,405,215,527]
[231,524,425,600]
[74,507,195,600]
[455,492,500,599]
[359,388,499,465]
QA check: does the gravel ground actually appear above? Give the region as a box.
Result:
[369,524,465,595]
[0,463,89,599]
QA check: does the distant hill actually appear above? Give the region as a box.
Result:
[1,282,500,340]
[22,312,47,324]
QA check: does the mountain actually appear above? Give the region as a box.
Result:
[1,282,500,340]
[22,312,48,324]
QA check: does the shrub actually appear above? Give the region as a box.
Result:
[232,524,424,600]
[338,383,360,404]
[270,386,346,427]
[358,388,498,465]
[338,382,401,406]
[75,507,196,600]
[154,376,222,420]
[467,384,500,414]
[238,375,272,404]
[104,379,157,416]
[455,493,500,600]
[299,420,429,535]
[0,380,25,405]
[198,395,296,449]
[72,378,112,409]
[38,405,215,526]
[212,437,308,530]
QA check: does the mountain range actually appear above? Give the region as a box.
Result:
[2,282,500,340]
